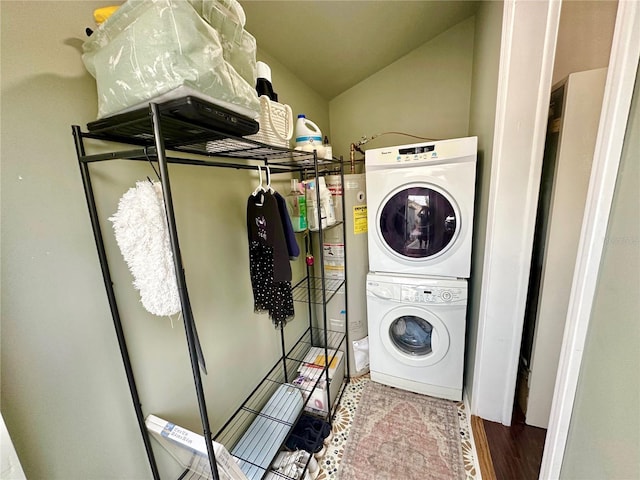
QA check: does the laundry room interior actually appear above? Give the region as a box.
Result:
[2,1,638,480]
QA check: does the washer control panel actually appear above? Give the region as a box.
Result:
[400,285,465,304]
[367,275,467,305]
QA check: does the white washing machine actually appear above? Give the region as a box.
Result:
[365,137,477,278]
[366,272,467,401]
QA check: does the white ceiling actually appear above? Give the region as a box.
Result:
[239,1,480,100]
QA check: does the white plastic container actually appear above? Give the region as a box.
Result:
[306,180,320,231]
[306,177,336,231]
[319,177,336,227]
[294,114,325,158]
[323,135,333,160]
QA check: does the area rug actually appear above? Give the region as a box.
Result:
[337,381,466,480]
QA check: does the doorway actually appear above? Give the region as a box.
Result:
[517,68,608,430]
[517,83,564,418]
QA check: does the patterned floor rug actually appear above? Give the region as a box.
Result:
[326,379,471,480]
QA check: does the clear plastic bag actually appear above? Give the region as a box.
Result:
[353,336,370,372]
[82,0,260,119]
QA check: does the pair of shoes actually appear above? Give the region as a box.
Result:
[284,426,324,458]
[300,414,333,450]
[270,450,319,480]
[299,414,332,443]
[285,414,331,459]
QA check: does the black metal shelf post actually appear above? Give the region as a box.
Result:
[149,103,220,480]
[72,126,161,480]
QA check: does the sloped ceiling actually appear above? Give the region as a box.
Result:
[239,1,480,100]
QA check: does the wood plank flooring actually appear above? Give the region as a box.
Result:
[472,406,547,480]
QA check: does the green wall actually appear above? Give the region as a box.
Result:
[256,50,330,145]
[0,2,323,477]
[1,2,151,477]
[559,62,640,480]
[329,16,476,161]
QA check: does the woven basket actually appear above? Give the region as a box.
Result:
[247,95,293,148]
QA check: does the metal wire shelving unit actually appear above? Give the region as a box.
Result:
[72,102,350,480]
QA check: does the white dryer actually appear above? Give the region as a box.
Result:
[366,272,467,401]
[365,137,477,278]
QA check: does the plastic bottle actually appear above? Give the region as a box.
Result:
[286,179,307,232]
[323,135,333,160]
[305,180,320,231]
[318,177,336,227]
[295,115,325,158]
[255,61,277,101]
[306,178,336,231]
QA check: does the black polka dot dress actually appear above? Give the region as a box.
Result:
[247,191,294,327]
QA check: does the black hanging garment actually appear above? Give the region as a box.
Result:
[247,191,294,327]
[274,190,300,260]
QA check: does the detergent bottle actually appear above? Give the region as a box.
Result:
[295,115,325,158]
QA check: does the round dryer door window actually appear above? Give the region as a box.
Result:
[379,186,458,260]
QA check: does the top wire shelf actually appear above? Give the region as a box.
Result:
[78,104,342,170]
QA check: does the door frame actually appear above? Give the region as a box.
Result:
[540,2,640,477]
[470,0,563,425]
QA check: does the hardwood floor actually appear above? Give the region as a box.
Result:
[473,405,547,480]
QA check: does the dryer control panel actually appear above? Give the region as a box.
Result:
[365,136,478,169]
[397,145,437,163]
[401,285,466,304]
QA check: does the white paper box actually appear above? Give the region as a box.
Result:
[145,414,248,480]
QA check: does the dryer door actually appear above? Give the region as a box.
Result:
[379,305,450,367]
[378,184,460,261]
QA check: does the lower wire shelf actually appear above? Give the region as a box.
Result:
[214,327,347,480]
[155,326,348,480]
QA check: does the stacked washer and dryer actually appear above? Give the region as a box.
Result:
[365,137,477,401]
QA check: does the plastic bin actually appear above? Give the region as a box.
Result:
[82,0,260,119]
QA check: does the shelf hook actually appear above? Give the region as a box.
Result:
[144,147,161,182]
[252,165,264,197]
[265,165,274,193]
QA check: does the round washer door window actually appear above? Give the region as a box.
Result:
[390,316,433,356]
[379,186,458,260]
[380,306,450,367]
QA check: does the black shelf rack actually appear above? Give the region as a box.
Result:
[72,102,350,480]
